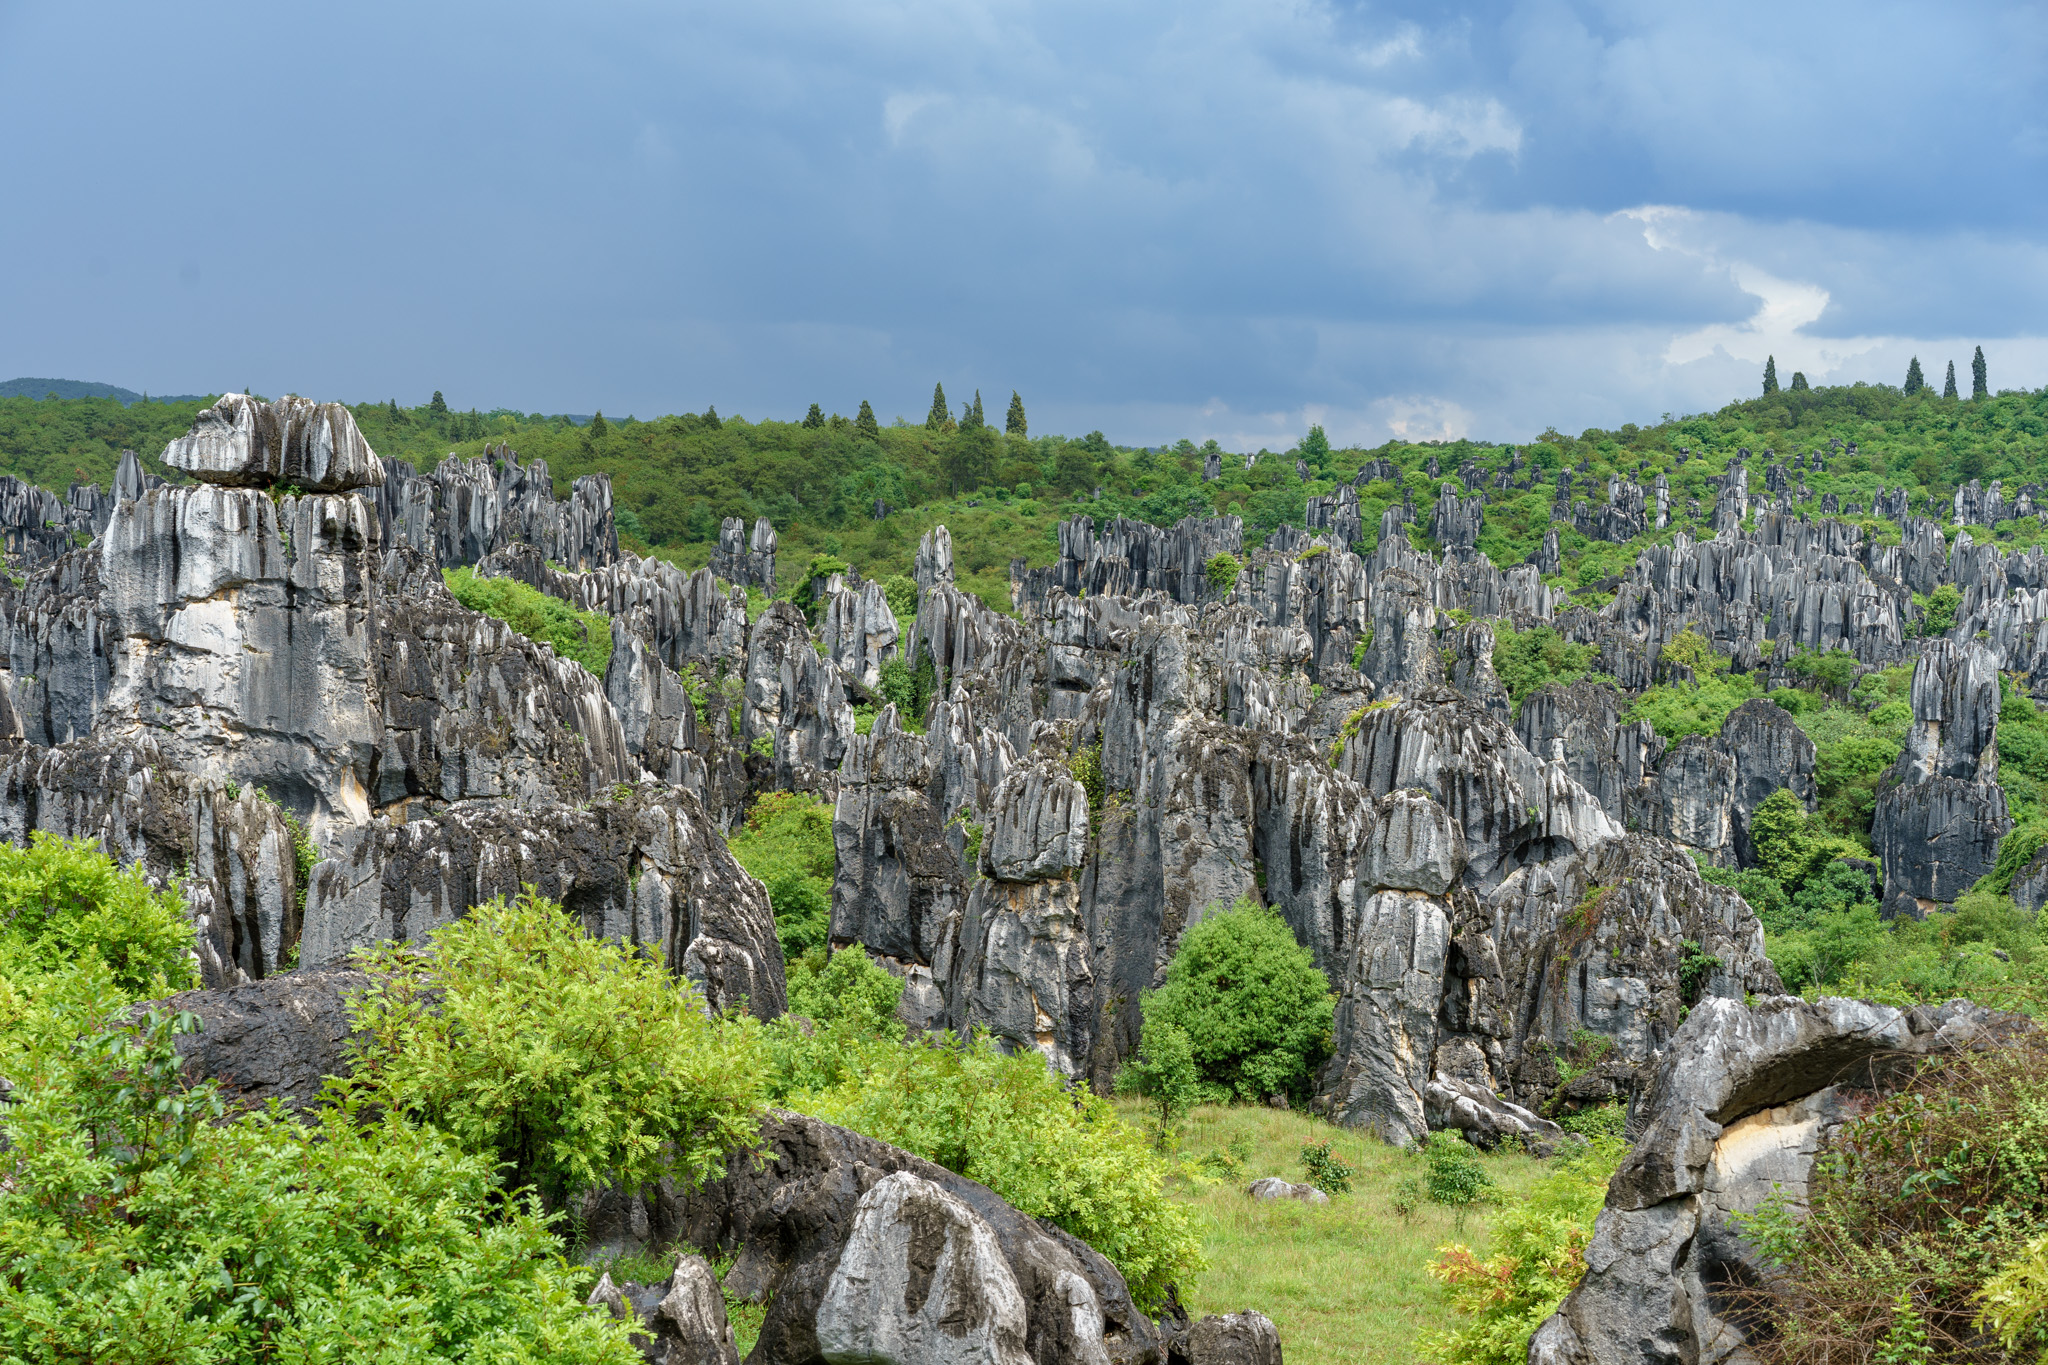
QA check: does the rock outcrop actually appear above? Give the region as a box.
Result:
[1874,640,2011,913]
[1531,995,2025,1365]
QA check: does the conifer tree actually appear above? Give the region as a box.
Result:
[1944,361,1958,400]
[387,398,401,421]
[1006,391,1027,437]
[589,410,608,438]
[855,399,880,441]
[429,390,449,416]
[1763,356,1779,394]
[960,390,984,431]
[1973,345,1988,399]
[1904,357,1925,394]
[1790,371,1810,392]
[703,405,721,429]
[802,403,824,428]
[926,383,949,431]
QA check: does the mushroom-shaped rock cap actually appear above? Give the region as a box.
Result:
[163,393,385,491]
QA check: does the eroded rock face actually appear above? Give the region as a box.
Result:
[1875,640,2012,911]
[587,1253,740,1365]
[163,393,384,491]
[301,787,785,1019]
[149,965,371,1111]
[1531,996,2025,1365]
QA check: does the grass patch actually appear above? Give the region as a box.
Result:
[1149,1101,1550,1365]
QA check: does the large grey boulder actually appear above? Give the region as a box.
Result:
[1874,640,2012,910]
[1318,889,1452,1144]
[815,1171,1043,1365]
[658,1109,1169,1365]
[831,708,970,968]
[1714,698,1817,866]
[1166,1312,1282,1365]
[1530,995,2024,1365]
[148,964,370,1111]
[162,393,385,491]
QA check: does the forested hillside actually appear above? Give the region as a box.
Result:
[8,370,2047,614]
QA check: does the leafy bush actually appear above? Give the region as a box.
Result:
[1490,624,1599,710]
[801,1031,1205,1307]
[787,944,905,1038]
[1422,1131,1495,1224]
[345,891,767,1208]
[725,792,835,960]
[1913,582,1962,637]
[1142,898,1335,1104]
[1299,1140,1354,1195]
[1626,671,1761,741]
[880,573,920,624]
[1734,1037,2048,1362]
[1784,646,1860,692]
[444,565,614,676]
[1424,1136,1624,1365]
[1205,552,1242,593]
[0,832,195,996]
[0,1007,638,1365]
[1998,675,2048,823]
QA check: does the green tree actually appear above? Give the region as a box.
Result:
[854,398,880,440]
[1120,1020,1200,1147]
[1301,424,1330,462]
[0,833,197,996]
[1974,344,1989,399]
[703,404,721,429]
[1904,357,1925,394]
[1790,370,1810,391]
[926,383,950,432]
[1943,360,1959,400]
[802,402,825,428]
[1764,356,1780,394]
[1142,898,1335,1104]
[588,409,609,439]
[429,390,449,417]
[961,389,985,431]
[1005,390,1027,436]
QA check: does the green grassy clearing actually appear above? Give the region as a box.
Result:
[1145,1102,1548,1365]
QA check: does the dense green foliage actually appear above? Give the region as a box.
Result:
[1120,1020,1202,1143]
[1625,629,1762,741]
[345,892,768,1208]
[1489,624,1600,711]
[1736,1037,2048,1362]
[1424,1137,1624,1365]
[0,1007,637,1365]
[724,792,835,961]
[1141,899,1336,1106]
[442,567,613,676]
[0,832,196,996]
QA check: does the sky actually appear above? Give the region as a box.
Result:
[3,1,2046,451]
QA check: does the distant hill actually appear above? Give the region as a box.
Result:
[0,378,210,404]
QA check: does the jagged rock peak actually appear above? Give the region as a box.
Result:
[163,393,385,491]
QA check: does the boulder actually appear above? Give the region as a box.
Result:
[1166,1312,1283,1365]
[162,393,385,491]
[145,965,370,1111]
[1246,1178,1327,1205]
[659,1109,1166,1365]
[587,1254,740,1365]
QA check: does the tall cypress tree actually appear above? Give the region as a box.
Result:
[802,403,824,429]
[1790,371,1810,392]
[429,390,449,417]
[1943,362,1958,400]
[1006,391,1027,437]
[1904,357,1925,394]
[589,410,609,438]
[1973,346,1988,399]
[1763,356,1779,394]
[855,400,880,441]
[703,405,721,429]
[926,383,949,431]
[963,389,985,431]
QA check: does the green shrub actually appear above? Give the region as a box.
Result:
[726,791,835,960]
[1625,670,1761,741]
[1734,1037,2048,1362]
[1205,552,1242,593]
[1490,624,1599,710]
[1423,1136,1624,1365]
[1422,1131,1494,1222]
[880,573,919,624]
[1998,676,2048,823]
[1913,582,1962,637]
[0,1007,638,1365]
[344,891,767,1208]
[1143,898,1335,1105]
[1300,1140,1354,1195]
[787,945,905,1039]
[0,832,195,996]
[875,656,925,729]
[1784,646,1860,692]
[444,565,614,676]
[802,1032,1205,1307]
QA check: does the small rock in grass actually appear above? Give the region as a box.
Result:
[1246,1177,1327,1205]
